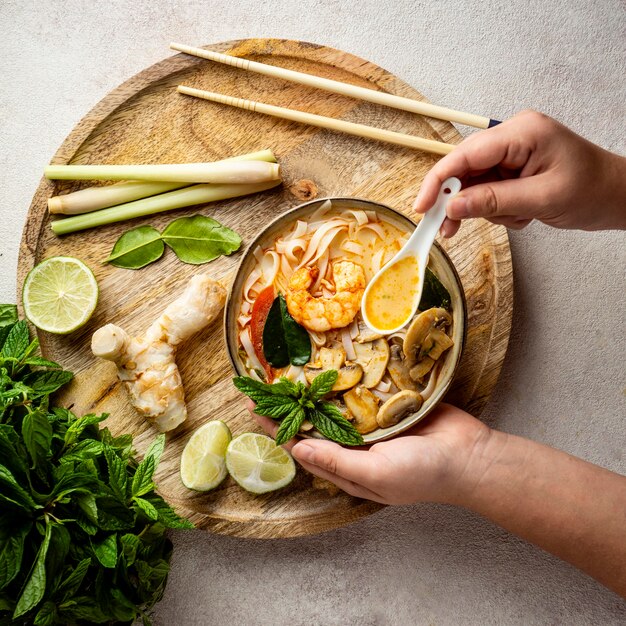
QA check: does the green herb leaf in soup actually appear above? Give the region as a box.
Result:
[262,297,289,367]
[262,295,311,367]
[419,267,452,311]
[162,215,241,264]
[105,225,165,269]
[279,296,311,365]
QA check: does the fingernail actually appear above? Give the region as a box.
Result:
[448,196,468,219]
[292,442,315,463]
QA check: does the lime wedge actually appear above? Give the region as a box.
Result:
[226,433,296,494]
[180,421,232,491]
[22,256,99,334]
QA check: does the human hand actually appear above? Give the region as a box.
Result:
[246,400,493,505]
[414,109,626,237]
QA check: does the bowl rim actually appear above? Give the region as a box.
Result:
[223,195,467,444]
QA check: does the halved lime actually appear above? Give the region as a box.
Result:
[22,256,99,334]
[226,433,296,494]
[180,421,232,491]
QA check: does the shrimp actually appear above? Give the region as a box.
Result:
[286,260,366,332]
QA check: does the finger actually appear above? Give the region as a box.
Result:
[446,177,545,221]
[413,121,532,214]
[440,217,461,238]
[291,439,382,487]
[487,216,533,230]
[245,400,298,451]
[294,456,387,502]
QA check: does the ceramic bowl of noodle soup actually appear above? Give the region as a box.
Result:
[225,198,466,444]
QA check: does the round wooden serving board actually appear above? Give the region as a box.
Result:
[18,39,513,538]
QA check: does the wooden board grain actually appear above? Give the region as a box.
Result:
[17,39,513,538]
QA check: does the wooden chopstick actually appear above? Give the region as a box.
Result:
[177,86,454,156]
[171,42,500,130]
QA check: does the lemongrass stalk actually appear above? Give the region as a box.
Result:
[46,149,277,215]
[51,180,281,236]
[45,160,280,184]
[48,181,186,215]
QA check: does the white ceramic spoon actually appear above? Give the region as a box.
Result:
[361,177,461,334]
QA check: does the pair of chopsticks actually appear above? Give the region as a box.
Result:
[171,42,501,157]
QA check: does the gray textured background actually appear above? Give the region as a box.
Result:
[1,0,625,623]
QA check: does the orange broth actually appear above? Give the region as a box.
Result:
[365,256,420,331]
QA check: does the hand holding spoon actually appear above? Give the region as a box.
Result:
[361,177,461,334]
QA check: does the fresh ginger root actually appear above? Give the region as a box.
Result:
[91,274,226,431]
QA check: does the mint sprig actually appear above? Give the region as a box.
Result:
[233,370,364,446]
[0,310,193,625]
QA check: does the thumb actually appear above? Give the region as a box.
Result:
[291,439,385,501]
[447,178,540,222]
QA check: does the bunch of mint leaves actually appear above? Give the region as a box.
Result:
[0,307,192,625]
[233,370,364,446]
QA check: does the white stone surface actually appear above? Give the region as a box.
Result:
[1,0,625,623]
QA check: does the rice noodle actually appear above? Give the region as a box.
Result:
[286,220,309,240]
[372,389,395,402]
[241,301,251,315]
[248,369,264,382]
[237,314,251,327]
[275,237,307,263]
[357,222,386,239]
[421,361,442,401]
[312,249,330,292]
[341,208,368,226]
[275,275,289,296]
[308,330,327,347]
[239,328,263,372]
[262,251,280,285]
[284,364,304,382]
[280,255,294,280]
[341,240,365,256]
[341,327,357,361]
[373,378,391,393]
[365,210,378,222]
[348,220,357,240]
[243,267,264,302]
[371,248,385,274]
[383,248,398,265]
[309,199,333,222]
[298,220,348,267]
[253,245,264,264]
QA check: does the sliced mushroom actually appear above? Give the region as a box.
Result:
[319,346,346,371]
[409,357,435,381]
[403,307,452,366]
[426,329,454,361]
[376,390,423,428]
[355,320,384,343]
[403,308,453,384]
[387,344,419,391]
[353,339,390,388]
[343,386,380,434]
[304,362,363,391]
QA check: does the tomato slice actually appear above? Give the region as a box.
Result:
[249,285,275,381]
